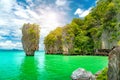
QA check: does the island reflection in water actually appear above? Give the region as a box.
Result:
[19,53,45,80]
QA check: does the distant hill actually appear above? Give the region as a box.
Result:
[0,49,23,51]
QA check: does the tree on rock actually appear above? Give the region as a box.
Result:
[22,23,40,56]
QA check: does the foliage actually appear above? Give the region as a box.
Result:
[96,68,108,80]
[44,0,120,55]
[22,23,40,43]
[44,27,63,53]
[22,23,40,51]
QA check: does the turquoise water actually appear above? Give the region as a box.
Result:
[0,50,108,80]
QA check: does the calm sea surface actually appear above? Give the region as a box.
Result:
[0,50,108,80]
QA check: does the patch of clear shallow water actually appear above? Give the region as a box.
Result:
[0,50,108,80]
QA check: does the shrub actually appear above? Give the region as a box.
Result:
[96,68,108,80]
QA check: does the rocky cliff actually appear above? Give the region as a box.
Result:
[62,25,74,55]
[44,27,63,54]
[108,46,120,80]
[22,23,40,56]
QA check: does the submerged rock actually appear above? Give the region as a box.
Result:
[108,46,120,80]
[71,68,95,80]
[22,23,40,56]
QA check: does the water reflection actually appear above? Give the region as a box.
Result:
[19,56,39,80]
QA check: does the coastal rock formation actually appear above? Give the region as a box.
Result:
[22,23,40,56]
[62,25,74,55]
[95,49,112,56]
[71,68,95,80]
[44,26,75,55]
[44,27,63,54]
[108,46,120,80]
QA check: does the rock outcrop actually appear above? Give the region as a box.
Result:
[108,46,120,80]
[44,27,63,54]
[44,26,75,55]
[22,23,40,56]
[71,68,95,80]
[62,25,74,55]
[95,49,112,56]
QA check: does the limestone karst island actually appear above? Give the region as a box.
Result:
[0,0,120,80]
[22,23,40,56]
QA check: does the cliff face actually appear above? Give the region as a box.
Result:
[44,38,63,54]
[108,46,120,80]
[62,26,74,55]
[22,23,40,56]
[44,27,63,54]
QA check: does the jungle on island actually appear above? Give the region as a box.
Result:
[44,0,120,55]
[20,0,120,79]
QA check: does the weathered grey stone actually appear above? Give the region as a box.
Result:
[71,68,95,80]
[22,23,40,56]
[108,46,120,80]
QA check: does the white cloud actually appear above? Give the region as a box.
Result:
[55,0,67,6]
[26,0,34,7]
[27,9,40,20]
[11,29,22,38]
[0,36,5,40]
[0,0,14,12]
[74,8,83,15]
[74,7,92,17]
[0,0,70,50]
[0,30,10,36]
[0,19,7,25]
[0,40,22,50]
[14,10,29,19]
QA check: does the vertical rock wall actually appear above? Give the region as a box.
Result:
[62,26,74,55]
[22,23,40,56]
[108,46,120,80]
[44,27,63,54]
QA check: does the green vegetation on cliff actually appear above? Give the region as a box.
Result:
[96,68,108,80]
[44,0,120,55]
[22,23,40,56]
[44,27,62,54]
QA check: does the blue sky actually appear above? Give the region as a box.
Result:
[0,0,96,50]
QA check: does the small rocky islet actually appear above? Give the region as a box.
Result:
[21,23,40,56]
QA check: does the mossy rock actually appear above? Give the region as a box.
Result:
[96,68,108,80]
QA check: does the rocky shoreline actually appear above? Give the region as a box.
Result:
[71,46,120,80]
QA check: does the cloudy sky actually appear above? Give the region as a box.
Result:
[0,0,96,50]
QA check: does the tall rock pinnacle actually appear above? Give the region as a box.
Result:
[22,23,40,56]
